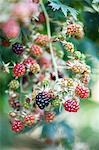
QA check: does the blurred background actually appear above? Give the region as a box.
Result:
[0,0,99,150]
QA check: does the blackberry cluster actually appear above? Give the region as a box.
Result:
[12,42,24,55]
[35,92,51,109]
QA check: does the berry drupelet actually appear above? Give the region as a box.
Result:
[12,43,24,55]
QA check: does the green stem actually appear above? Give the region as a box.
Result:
[40,0,58,80]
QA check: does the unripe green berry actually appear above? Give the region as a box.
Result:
[74,51,81,59]
[51,98,61,107]
[81,54,86,60]
[9,80,19,90]
[23,102,30,109]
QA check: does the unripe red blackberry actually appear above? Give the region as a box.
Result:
[11,119,24,133]
[30,63,40,74]
[63,99,80,112]
[12,43,24,55]
[74,24,84,39]
[75,84,90,99]
[66,23,77,36]
[9,80,19,90]
[35,34,50,46]
[24,114,35,126]
[23,57,36,66]
[35,91,52,109]
[2,18,20,38]
[66,23,84,39]
[44,112,55,123]
[64,42,74,53]
[13,63,25,77]
[30,44,43,56]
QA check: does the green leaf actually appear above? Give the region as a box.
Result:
[60,4,68,17]
[48,0,78,19]
[48,0,61,11]
[65,6,78,20]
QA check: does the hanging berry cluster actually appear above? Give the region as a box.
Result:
[2,1,91,133]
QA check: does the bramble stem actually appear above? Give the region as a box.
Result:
[40,0,58,80]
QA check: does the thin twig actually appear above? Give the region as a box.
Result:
[40,0,59,80]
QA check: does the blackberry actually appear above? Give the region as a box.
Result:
[35,92,51,109]
[9,79,19,90]
[12,42,24,55]
[11,119,24,133]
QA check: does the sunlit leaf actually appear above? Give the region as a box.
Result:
[48,0,78,19]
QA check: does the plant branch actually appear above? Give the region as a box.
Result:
[40,0,58,80]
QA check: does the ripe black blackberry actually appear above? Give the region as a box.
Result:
[12,42,24,55]
[35,92,51,109]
